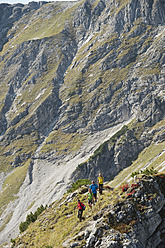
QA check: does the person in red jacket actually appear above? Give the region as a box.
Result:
[75,199,85,222]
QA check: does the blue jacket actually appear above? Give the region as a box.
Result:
[90,184,98,193]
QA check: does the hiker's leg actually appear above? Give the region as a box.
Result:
[100,184,103,194]
[89,200,92,209]
[99,184,101,194]
[93,193,97,202]
[79,210,83,221]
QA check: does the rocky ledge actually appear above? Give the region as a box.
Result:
[63,174,165,248]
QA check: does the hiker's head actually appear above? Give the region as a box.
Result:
[78,199,80,203]
[92,181,95,184]
[99,173,102,177]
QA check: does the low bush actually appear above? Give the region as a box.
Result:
[131,167,158,178]
[19,204,47,233]
[67,179,91,193]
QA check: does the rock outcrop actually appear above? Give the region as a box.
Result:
[62,175,165,248]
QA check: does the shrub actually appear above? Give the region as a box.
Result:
[131,184,138,188]
[19,204,47,233]
[141,167,158,175]
[131,167,158,178]
[131,171,139,178]
[10,238,16,245]
[67,179,91,193]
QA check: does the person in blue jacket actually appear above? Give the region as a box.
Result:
[90,181,98,203]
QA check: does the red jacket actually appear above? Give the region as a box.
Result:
[77,202,85,210]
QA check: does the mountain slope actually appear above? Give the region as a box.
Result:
[10,173,165,248]
[0,0,164,244]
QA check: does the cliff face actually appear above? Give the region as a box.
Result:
[0,0,165,244]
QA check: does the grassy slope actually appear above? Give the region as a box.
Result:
[8,187,124,247]
[0,160,31,216]
[11,172,165,247]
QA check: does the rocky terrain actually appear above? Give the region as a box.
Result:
[0,0,165,245]
[9,174,165,248]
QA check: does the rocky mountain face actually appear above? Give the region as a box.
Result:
[0,0,165,245]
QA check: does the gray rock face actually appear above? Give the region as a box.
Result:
[71,119,165,183]
[0,0,164,139]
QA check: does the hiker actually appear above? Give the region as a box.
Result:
[97,173,104,195]
[86,188,93,209]
[75,199,85,222]
[90,181,98,202]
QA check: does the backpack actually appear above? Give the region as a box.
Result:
[81,203,85,210]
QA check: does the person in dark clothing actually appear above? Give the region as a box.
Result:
[86,188,93,209]
[75,199,85,222]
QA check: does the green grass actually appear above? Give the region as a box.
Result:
[12,189,111,247]
[8,3,77,46]
[40,130,87,156]
[0,160,30,216]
